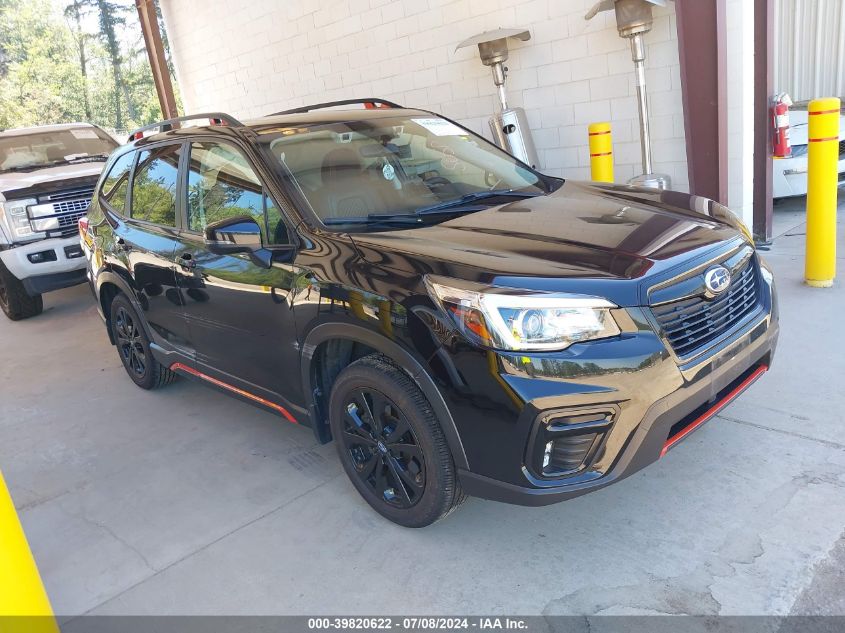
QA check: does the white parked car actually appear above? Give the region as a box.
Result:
[0,123,117,320]
[773,109,845,199]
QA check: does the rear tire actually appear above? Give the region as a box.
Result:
[329,355,465,527]
[0,261,43,321]
[110,293,175,390]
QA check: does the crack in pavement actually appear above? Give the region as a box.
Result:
[68,472,344,619]
[543,467,845,617]
[76,510,158,573]
[788,529,845,616]
[717,415,845,452]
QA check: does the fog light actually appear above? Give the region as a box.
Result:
[27,250,57,263]
[64,244,83,259]
[543,441,553,469]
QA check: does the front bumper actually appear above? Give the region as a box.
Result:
[0,235,86,281]
[772,156,845,198]
[448,270,779,506]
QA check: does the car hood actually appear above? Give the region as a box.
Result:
[350,181,745,306]
[0,162,106,199]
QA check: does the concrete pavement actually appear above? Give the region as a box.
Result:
[1,198,843,617]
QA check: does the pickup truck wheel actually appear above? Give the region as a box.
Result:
[329,355,465,528]
[110,294,175,390]
[0,261,43,321]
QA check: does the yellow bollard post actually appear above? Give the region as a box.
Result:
[805,97,840,287]
[0,471,58,633]
[588,122,614,183]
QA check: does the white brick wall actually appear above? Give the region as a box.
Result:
[160,0,689,191]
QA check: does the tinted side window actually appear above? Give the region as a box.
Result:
[187,141,288,244]
[131,144,181,227]
[100,151,135,214]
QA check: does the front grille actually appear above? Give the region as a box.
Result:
[51,198,90,215]
[41,187,95,203]
[27,191,92,238]
[57,210,87,228]
[652,258,760,358]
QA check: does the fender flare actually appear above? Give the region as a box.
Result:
[95,269,153,342]
[300,322,469,470]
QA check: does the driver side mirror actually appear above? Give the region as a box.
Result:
[204,215,263,255]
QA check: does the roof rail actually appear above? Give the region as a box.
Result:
[127,112,243,142]
[270,98,404,116]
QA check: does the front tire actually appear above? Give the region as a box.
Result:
[329,355,465,527]
[0,261,43,321]
[110,293,175,390]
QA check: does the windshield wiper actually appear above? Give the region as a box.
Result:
[414,189,542,215]
[322,215,424,226]
[63,153,111,164]
[0,165,41,173]
[320,190,543,227]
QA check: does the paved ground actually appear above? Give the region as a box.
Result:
[2,197,844,618]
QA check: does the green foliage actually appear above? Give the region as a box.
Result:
[0,0,180,132]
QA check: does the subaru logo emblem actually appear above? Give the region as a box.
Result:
[704,266,731,294]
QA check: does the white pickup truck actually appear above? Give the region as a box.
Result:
[0,123,117,320]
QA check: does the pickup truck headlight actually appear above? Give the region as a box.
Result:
[0,198,41,241]
[425,275,620,351]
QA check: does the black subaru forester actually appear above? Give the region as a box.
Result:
[81,100,779,527]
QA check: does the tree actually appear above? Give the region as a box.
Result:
[0,0,180,131]
[0,0,84,128]
[64,0,92,120]
[82,0,135,129]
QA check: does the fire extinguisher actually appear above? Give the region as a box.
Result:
[771,92,793,158]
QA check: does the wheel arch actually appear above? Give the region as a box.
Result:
[96,270,151,345]
[301,322,469,470]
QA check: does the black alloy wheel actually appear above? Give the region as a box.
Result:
[114,304,147,378]
[329,355,465,527]
[109,293,175,390]
[341,388,426,509]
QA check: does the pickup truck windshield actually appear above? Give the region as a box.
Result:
[264,115,550,230]
[0,127,118,173]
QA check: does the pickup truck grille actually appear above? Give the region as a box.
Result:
[28,187,94,238]
[651,257,761,358]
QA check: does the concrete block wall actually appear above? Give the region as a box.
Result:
[160,0,689,191]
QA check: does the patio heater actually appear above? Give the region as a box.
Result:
[586,0,671,189]
[456,28,540,169]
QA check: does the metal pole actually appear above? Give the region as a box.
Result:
[631,32,652,175]
[588,122,614,182]
[491,62,508,111]
[804,97,840,288]
[136,0,179,120]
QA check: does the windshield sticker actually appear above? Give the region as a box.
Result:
[382,163,396,181]
[412,118,465,137]
[70,128,99,140]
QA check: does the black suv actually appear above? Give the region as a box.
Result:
[81,100,779,527]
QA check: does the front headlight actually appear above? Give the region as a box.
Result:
[425,275,621,351]
[0,198,41,241]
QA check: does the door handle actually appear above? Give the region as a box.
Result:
[178,252,196,270]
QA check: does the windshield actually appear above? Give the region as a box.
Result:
[0,127,118,173]
[263,115,551,230]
